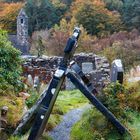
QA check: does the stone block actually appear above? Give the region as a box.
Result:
[82,62,93,74]
[65,78,76,90]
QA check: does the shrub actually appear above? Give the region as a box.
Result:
[71,81,140,140]
[101,42,138,71]
[100,82,128,120]
[0,29,23,92]
[25,89,39,108]
[0,94,24,128]
[126,81,140,112]
[101,81,140,114]
[71,107,131,140]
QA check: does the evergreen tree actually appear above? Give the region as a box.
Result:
[25,0,59,35]
[122,0,140,31]
[103,0,123,12]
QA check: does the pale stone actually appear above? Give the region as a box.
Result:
[82,62,93,74]
[65,78,76,90]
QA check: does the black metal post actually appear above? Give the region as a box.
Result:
[27,27,81,140]
[67,72,129,135]
[70,61,98,94]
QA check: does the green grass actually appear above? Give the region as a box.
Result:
[70,107,140,140]
[38,89,89,140]
[8,89,89,140]
[6,84,140,140]
[8,135,28,140]
[46,90,89,131]
[8,133,53,140]
[0,95,24,128]
[54,90,89,113]
[127,110,140,140]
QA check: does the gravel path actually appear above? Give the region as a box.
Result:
[48,104,91,140]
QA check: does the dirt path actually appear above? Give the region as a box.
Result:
[48,104,91,140]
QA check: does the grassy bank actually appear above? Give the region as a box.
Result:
[70,107,140,140]
[9,89,89,140]
[70,81,140,140]
[46,89,89,131]
[9,81,140,140]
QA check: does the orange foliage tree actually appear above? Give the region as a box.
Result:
[51,18,95,54]
[0,2,23,33]
[69,0,123,37]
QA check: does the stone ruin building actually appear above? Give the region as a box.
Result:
[22,53,110,90]
[7,9,111,90]
[9,9,29,54]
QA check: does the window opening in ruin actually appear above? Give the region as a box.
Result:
[21,18,24,24]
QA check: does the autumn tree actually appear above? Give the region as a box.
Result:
[31,30,47,56]
[31,18,75,56]
[70,0,123,37]
[102,42,138,70]
[31,26,69,56]
[31,17,96,56]
[0,2,23,33]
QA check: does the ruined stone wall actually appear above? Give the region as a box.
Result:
[22,53,110,88]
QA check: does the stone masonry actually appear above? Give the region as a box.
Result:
[9,9,29,54]
[22,53,110,89]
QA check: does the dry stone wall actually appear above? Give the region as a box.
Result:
[22,53,110,89]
